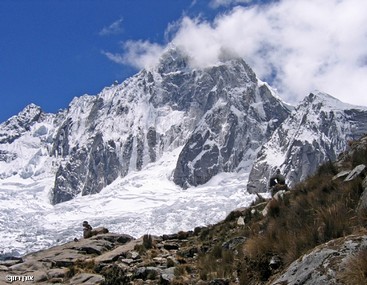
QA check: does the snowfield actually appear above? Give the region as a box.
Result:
[0,147,257,257]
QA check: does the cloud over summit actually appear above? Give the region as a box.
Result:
[106,0,367,106]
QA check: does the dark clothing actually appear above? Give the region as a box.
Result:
[269,172,287,197]
[269,173,286,187]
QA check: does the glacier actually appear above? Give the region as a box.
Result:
[0,146,257,257]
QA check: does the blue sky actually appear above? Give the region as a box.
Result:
[0,0,195,121]
[1,0,367,122]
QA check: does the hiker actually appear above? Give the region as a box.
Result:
[83,221,93,238]
[269,169,288,197]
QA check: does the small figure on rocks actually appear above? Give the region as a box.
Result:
[269,169,288,197]
[82,221,109,238]
[83,221,93,238]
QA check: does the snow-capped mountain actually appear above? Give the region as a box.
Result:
[1,47,367,257]
[247,91,367,193]
[0,47,291,205]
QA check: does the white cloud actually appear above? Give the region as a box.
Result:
[102,40,164,68]
[209,0,252,8]
[99,18,124,36]
[107,0,367,107]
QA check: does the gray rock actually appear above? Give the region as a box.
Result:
[270,234,367,285]
[47,267,70,279]
[160,267,175,284]
[32,270,48,283]
[69,273,104,285]
[126,250,140,260]
[332,170,350,180]
[344,164,366,181]
[51,133,121,204]
[90,233,134,244]
[222,237,246,251]
[94,238,142,264]
[134,266,162,280]
[119,258,135,265]
[51,117,72,157]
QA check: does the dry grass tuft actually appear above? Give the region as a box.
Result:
[338,247,367,285]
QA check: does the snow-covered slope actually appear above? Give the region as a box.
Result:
[247,91,367,193]
[0,147,256,257]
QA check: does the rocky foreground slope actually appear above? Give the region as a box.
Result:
[1,135,367,284]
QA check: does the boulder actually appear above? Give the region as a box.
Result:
[160,267,175,285]
[332,170,350,180]
[222,237,246,251]
[94,238,142,264]
[237,216,245,225]
[270,234,367,285]
[134,266,162,280]
[344,164,366,182]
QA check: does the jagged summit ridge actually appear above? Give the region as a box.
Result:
[0,47,291,203]
[0,103,44,144]
[247,91,367,193]
[2,47,366,204]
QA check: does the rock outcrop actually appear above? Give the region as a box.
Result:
[269,234,367,285]
[0,231,201,285]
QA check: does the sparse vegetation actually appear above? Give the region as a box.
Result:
[100,265,130,285]
[67,259,96,278]
[197,243,235,281]
[338,247,367,285]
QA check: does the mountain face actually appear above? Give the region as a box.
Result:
[247,92,367,193]
[1,48,366,204]
[171,59,290,188]
[0,48,291,204]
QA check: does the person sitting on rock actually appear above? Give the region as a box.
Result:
[269,169,288,196]
[83,221,93,238]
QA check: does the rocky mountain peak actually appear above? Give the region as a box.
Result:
[0,103,44,144]
[300,90,355,111]
[155,46,190,74]
[247,92,367,193]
